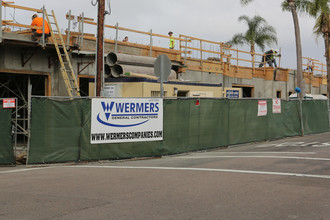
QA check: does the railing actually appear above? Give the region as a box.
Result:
[302,56,327,77]
[1,2,327,79]
[1,2,47,47]
[66,12,188,56]
[179,34,274,75]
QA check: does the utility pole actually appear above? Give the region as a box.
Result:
[96,0,105,96]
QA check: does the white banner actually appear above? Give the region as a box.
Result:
[272,98,281,113]
[257,100,267,116]
[91,98,163,144]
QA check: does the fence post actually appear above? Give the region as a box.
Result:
[328,99,330,128]
[299,100,304,136]
[149,29,153,56]
[114,22,118,53]
[66,10,71,50]
[26,77,32,166]
[14,97,18,163]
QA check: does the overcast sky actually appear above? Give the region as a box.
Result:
[3,0,326,70]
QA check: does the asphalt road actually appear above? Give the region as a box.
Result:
[1,132,330,220]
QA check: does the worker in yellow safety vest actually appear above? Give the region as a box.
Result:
[168,31,175,49]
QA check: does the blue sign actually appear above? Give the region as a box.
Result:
[226,90,240,99]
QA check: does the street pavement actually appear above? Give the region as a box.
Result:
[1,132,330,219]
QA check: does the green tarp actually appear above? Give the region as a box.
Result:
[28,98,329,164]
[0,108,15,165]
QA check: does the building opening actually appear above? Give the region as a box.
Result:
[232,85,254,98]
[79,77,90,96]
[0,73,47,155]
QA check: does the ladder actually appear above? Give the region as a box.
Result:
[45,10,80,97]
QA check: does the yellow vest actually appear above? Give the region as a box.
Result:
[169,37,175,49]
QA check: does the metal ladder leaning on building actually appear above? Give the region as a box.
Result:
[45,10,80,97]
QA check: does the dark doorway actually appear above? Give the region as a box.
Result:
[79,77,90,96]
[177,90,189,97]
[0,73,46,151]
[232,85,253,98]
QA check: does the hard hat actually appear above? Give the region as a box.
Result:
[32,14,38,20]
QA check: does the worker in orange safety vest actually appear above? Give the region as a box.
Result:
[31,14,50,42]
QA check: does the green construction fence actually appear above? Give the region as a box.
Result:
[28,98,329,164]
[0,107,15,165]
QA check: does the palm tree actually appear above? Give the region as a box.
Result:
[241,0,305,99]
[227,15,278,65]
[282,0,330,98]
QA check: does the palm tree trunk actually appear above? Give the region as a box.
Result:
[251,44,255,68]
[288,0,305,99]
[325,33,330,98]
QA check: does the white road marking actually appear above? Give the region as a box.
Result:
[176,155,330,161]
[68,165,330,179]
[0,167,51,174]
[192,152,316,155]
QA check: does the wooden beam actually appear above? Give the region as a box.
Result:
[0,69,50,75]
[65,13,94,21]
[179,34,229,47]
[81,35,183,55]
[1,3,42,13]
[83,20,184,41]
[2,21,42,30]
[181,45,224,55]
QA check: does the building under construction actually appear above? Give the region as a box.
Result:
[0,2,328,157]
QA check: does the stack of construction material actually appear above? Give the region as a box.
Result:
[104,52,176,80]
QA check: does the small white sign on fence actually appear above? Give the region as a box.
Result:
[257,100,267,116]
[272,98,281,114]
[3,99,16,109]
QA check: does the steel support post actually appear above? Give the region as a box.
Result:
[41,6,45,47]
[80,12,84,48]
[0,1,2,43]
[114,22,118,53]
[184,37,188,65]
[66,10,71,50]
[149,29,153,56]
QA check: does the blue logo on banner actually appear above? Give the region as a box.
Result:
[97,101,153,127]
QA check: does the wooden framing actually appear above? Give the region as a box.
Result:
[2,21,42,30]
[83,20,184,41]
[1,2,42,13]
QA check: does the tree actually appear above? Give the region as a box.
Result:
[240,0,305,99]
[227,15,278,63]
[282,0,330,98]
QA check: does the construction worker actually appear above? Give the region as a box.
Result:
[168,31,175,49]
[123,36,128,42]
[307,58,314,72]
[259,49,281,67]
[31,14,50,42]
